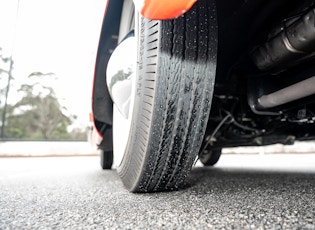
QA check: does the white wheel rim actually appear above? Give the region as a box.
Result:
[106,2,138,167]
[106,37,137,168]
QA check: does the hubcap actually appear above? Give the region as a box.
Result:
[106,36,137,167]
[106,36,136,119]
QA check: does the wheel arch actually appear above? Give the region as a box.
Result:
[92,0,124,148]
[91,0,125,150]
[92,0,209,131]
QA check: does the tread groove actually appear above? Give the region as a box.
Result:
[154,15,186,190]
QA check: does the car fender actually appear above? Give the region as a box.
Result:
[133,0,197,20]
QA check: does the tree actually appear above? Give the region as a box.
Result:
[5,73,72,140]
[0,47,13,138]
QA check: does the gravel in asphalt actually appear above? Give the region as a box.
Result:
[0,155,314,229]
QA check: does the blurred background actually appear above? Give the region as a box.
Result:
[0,0,106,143]
[0,0,108,156]
[0,0,315,157]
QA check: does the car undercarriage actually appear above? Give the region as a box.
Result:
[92,0,315,192]
[206,0,315,151]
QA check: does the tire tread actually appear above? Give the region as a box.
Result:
[118,0,217,192]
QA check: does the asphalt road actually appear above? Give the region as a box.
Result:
[0,154,314,229]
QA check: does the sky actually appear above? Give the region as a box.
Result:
[0,0,107,128]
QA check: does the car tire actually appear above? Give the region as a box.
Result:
[199,149,222,166]
[114,0,217,192]
[100,150,113,170]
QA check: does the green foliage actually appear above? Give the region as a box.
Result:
[0,49,88,140]
[4,73,73,140]
[6,96,69,139]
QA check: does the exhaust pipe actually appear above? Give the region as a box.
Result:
[257,76,315,109]
[252,7,315,71]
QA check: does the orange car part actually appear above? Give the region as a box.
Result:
[134,0,197,20]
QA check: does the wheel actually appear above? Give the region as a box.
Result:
[100,150,113,169]
[108,0,217,192]
[199,149,222,166]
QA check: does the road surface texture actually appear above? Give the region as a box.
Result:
[0,154,314,229]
